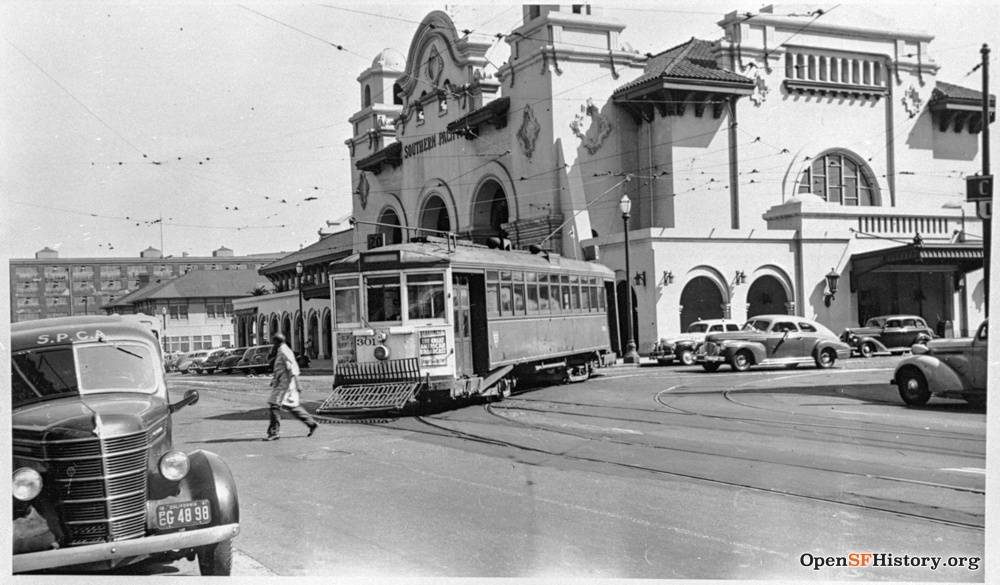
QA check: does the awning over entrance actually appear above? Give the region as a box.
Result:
[850,241,984,289]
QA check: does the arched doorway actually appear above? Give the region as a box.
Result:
[469,179,509,243]
[377,207,404,244]
[281,314,291,343]
[616,280,638,352]
[307,311,319,358]
[680,276,725,331]
[322,309,332,359]
[746,275,789,317]
[419,194,451,235]
[269,314,279,342]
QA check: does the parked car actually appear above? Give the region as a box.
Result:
[217,347,249,374]
[841,314,935,357]
[650,319,741,365]
[176,350,210,374]
[163,351,185,372]
[192,348,230,375]
[892,320,987,407]
[696,315,852,372]
[11,316,239,575]
[235,344,310,374]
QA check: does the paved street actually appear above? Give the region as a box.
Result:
[137,357,984,580]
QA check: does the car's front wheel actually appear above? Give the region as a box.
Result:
[197,538,233,576]
[859,342,875,358]
[677,348,695,366]
[896,368,930,406]
[815,348,836,369]
[730,350,753,372]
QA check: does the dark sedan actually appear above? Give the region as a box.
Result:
[216,347,249,374]
[840,315,934,358]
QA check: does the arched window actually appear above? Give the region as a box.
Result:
[797,151,879,206]
[363,85,372,108]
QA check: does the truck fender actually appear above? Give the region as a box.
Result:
[893,355,968,394]
[185,450,240,526]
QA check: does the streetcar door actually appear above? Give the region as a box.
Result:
[452,274,474,376]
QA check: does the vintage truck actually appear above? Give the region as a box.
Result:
[11,315,240,575]
[892,320,988,407]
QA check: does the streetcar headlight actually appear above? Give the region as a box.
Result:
[13,468,43,501]
[158,451,190,481]
[374,345,390,360]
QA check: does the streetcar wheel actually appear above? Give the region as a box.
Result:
[701,362,721,373]
[197,538,233,576]
[859,342,874,358]
[677,348,695,366]
[896,368,930,406]
[815,348,836,369]
[730,350,752,372]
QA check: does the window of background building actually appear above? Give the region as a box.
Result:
[797,151,878,206]
[72,266,94,279]
[16,267,38,279]
[44,266,68,280]
[168,300,189,320]
[192,335,213,350]
[206,301,232,319]
[221,335,232,348]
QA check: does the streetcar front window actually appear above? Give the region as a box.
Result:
[334,277,360,325]
[407,273,445,320]
[366,275,402,322]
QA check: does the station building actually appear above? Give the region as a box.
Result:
[344,4,991,352]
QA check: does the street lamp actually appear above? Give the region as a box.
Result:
[619,194,640,363]
[295,262,304,355]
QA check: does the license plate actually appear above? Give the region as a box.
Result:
[155,500,211,530]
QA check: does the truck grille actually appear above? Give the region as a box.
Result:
[40,428,151,546]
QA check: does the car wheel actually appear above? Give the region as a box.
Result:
[677,348,695,366]
[730,350,753,372]
[701,362,721,373]
[815,348,836,369]
[896,368,930,406]
[197,538,233,576]
[859,342,875,358]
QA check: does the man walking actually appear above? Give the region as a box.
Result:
[264,333,318,440]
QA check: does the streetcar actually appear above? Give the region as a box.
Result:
[317,238,617,414]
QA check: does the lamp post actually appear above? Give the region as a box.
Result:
[619,194,640,363]
[295,262,304,355]
[160,306,168,350]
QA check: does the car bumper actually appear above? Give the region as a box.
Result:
[696,355,726,364]
[14,522,240,573]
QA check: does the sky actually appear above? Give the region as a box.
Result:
[2,0,998,260]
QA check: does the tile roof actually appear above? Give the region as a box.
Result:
[104,269,271,308]
[931,81,995,105]
[260,230,354,274]
[614,38,753,95]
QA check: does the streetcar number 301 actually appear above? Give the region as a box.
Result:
[156,500,211,530]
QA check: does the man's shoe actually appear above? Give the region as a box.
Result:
[263,435,280,441]
[307,423,318,437]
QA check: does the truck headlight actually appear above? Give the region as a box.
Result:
[159,451,190,481]
[13,468,43,501]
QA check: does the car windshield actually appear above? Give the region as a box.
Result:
[743,319,771,332]
[12,342,159,408]
[687,323,708,333]
[865,318,885,327]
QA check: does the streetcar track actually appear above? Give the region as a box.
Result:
[410,413,983,531]
[480,404,985,495]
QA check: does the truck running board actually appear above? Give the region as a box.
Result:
[317,382,422,414]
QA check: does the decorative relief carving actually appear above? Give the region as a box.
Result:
[356,172,370,210]
[749,69,769,106]
[427,45,444,85]
[517,104,541,159]
[901,85,923,118]
[569,98,612,155]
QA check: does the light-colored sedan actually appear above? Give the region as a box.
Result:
[175,350,210,374]
[696,315,852,372]
[650,319,742,365]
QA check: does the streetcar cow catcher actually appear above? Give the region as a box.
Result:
[317,238,617,414]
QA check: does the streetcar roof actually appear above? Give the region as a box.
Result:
[328,241,615,277]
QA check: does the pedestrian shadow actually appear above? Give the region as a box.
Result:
[205,407,272,421]
[190,437,270,444]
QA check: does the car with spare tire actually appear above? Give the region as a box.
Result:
[695,315,852,372]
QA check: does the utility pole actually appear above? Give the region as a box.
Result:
[981,44,991,317]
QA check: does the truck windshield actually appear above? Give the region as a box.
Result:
[12,342,159,408]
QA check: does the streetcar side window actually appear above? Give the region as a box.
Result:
[365,275,402,322]
[549,274,562,312]
[538,274,550,311]
[570,275,581,310]
[486,271,500,316]
[525,272,539,313]
[334,277,360,325]
[581,276,591,311]
[499,271,513,315]
[512,271,526,314]
[588,278,598,312]
[560,275,571,311]
[406,273,445,320]
[598,282,606,310]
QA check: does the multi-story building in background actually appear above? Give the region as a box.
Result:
[9,246,282,323]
